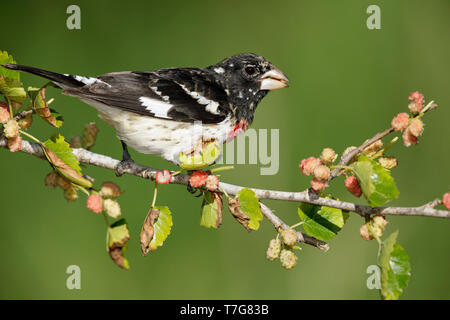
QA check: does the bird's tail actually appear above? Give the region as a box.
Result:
[1,64,85,89]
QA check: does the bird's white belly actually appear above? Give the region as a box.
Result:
[82,99,232,163]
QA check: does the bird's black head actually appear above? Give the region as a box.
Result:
[207,53,288,124]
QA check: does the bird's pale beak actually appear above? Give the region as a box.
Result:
[259,67,289,90]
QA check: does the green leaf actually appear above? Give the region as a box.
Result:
[44,133,82,174]
[298,203,347,241]
[200,191,223,229]
[179,141,221,170]
[28,86,62,127]
[236,188,262,230]
[49,108,64,128]
[149,206,173,250]
[379,231,411,300]
[0,50,20,80]
[0,77,26,102]
[107,219,130,270]
[352,155,399,207]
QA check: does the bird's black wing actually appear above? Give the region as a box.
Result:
[63,68,231,124]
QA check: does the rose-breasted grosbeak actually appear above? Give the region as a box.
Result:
[3,53,288,173]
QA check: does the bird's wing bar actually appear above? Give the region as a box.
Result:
[63,70,229,124]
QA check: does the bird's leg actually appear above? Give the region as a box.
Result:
[115,141,136,177]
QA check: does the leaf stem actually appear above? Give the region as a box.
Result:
[372,137,399,159]
[219,186,230,198]
[171,169,184,176]
[6,97,13,119]
[19,129,41,144]
[151,181,158,208]
[290,221,304,229]
[210,165,234,173]
[418,100,434,117]
[102,212,110,228]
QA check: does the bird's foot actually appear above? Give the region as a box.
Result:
[186,184,203,197]
[115,159,135,177]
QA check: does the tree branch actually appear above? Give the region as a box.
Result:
[1,136,447,225]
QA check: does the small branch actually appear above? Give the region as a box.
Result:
[14,109,34,121]
[330,102,438,180]
[259,203,329,251]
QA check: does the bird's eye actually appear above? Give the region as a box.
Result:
[244,65,256,76]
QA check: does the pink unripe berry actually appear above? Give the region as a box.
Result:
[345,176,362,197]
[189,170,209,188]
[391,113,409,132]
[205,175,219,192]
[320,148,336,164]
[7,135,22,152]
[408,91,424,113]
[310,178,329,191]
[408,118,424,137]
[3,119,19,138]
[402,128,418,147]
[0,103,10,124]
[300,157,321,176]
[313,165,331,181]
[443,193,450,210]
[87,193,103,214]
[155,169,172,184]
[360,223,373,241]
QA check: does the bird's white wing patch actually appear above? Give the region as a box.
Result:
[65,74,111,87]
[179,84,220,115]
[150,86,170,101]
[139,96,172,119]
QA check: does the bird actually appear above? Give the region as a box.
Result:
[2,53,288,175]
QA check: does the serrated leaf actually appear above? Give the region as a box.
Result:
[150,206,173,250]
[0,77,26,102]
[378,231,411,300]
[298,203,346,241]
[0,50,20,80]
[352,155,399,207]
[29,86,62,127]
[140,206,173,255]
[44,133,82,174]
[107,219,130,270]
[200,191,223,229]
[236,188,262,230]
[41,133,91,188]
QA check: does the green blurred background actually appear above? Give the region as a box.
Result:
[1,0,449,299]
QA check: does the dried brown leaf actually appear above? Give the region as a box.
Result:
[140,208,160,256]
[227,196,251,231]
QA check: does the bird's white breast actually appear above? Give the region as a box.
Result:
[81,99,232,163]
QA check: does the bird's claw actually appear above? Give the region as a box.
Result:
[186,184,203,197]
